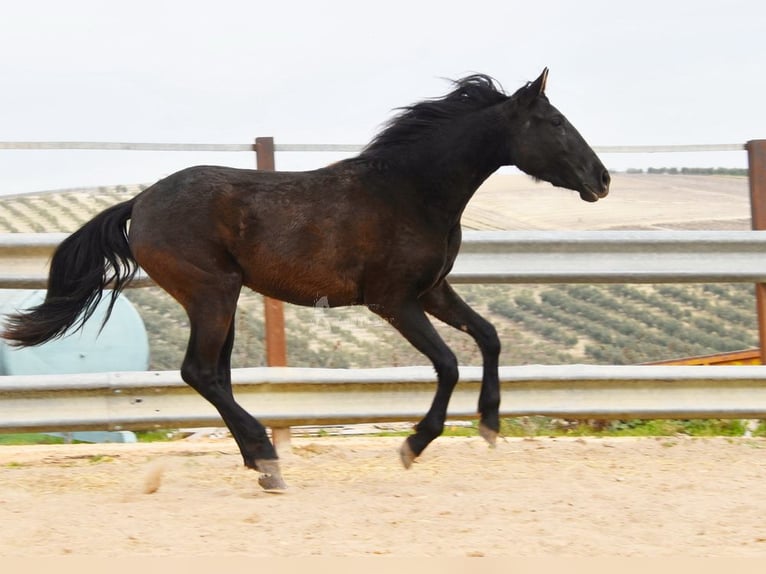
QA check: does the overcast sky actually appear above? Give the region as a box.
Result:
[1,0,764,194]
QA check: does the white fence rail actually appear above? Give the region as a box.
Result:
[4,230,766,289]
[2,230,766,432]
[3,365,766,433]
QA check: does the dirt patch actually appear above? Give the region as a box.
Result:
[2,435,766,557]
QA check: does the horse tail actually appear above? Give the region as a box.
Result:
[2,198,138,347]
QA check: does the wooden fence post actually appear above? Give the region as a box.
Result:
[747,140,766,364]
[254,137,291,452]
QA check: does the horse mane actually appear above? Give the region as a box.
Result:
[357,74,510,160]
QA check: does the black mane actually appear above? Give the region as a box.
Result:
[358,74,509,159]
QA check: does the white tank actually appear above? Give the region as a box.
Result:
[0,289,150,375]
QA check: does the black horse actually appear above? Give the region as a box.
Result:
[2,69,609,490]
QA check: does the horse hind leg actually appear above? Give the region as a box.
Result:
[137,245,287,491]
[221,311,289,489]
[180,294,287,491]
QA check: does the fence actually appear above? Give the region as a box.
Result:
[3,231,766,432]
[4,365,766,433]
[5,229,766,289]
[1,139,766,435]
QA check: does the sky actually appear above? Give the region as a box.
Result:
[0,0,764,195]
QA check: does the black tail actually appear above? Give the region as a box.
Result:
[2,198,138,347]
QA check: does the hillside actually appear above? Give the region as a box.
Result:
[0,173,757,369]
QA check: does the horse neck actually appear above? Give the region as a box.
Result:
[394,108,508,226]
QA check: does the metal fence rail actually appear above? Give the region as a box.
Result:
[3,365,766,433]
[4,230,766,289]
[451,230,766,284]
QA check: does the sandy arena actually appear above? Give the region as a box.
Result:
[1,435,766,557]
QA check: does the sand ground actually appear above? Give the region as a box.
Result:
[1,435,766,557]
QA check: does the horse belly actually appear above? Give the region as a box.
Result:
[237,251,364,308]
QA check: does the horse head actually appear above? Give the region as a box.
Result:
[505,68,610,202]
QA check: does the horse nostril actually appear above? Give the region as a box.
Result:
[601,169,611,190]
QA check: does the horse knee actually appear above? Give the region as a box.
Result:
[435,352,459,388]
[478,321,501,358]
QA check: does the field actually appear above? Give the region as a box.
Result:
[0,173,757,370]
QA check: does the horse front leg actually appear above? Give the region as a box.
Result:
[370,300,460,468]
[421,281,502,446]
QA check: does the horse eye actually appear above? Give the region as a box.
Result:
[551,116,563,127]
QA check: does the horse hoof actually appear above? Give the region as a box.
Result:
[399,440,417,469]
[255,459,288,493]
[479,422,498,448]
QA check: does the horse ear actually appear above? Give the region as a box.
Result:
[517,68,549,107]
[531,68,549,96]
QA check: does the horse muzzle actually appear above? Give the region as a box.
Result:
[579,169,610,202]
